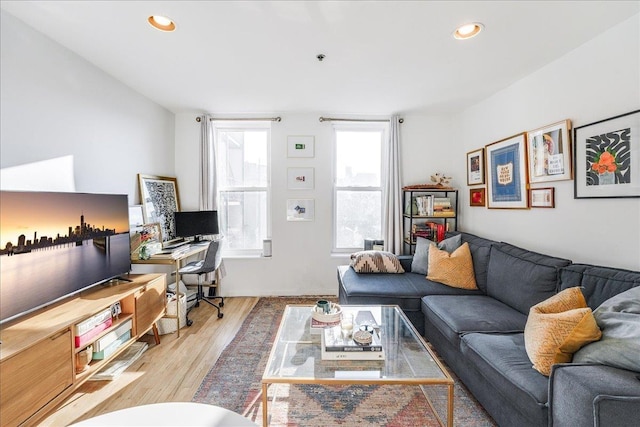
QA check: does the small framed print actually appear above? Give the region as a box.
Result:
[469,188,486,207]
[287,167,314,190]
[287,136,315,158]
[486,133,529,209]
[530,187,555,208]
[574,110,640,198]
[467,148,485,185]
[527,119,572,183]
[287,199,315,221]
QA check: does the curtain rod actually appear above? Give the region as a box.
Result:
[319,117,404,123]
[196,116,281,122]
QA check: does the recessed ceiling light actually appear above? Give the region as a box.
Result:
[453,22,483,40]
[148,15,176,32]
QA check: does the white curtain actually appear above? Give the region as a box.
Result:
[199,114,217,211]
[199,115,225,284]
[382,116,403,254]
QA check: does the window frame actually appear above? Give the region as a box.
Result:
[332,122,389,253]
[213,121,271,257]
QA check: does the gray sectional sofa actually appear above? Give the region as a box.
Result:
[337,231,640,426]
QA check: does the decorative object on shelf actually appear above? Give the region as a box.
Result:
[402,184,454,190]
[527,119,573,183]
[286,199,315,221]
[131,223,163,260]
[75,345,93,373]
[574,110,640,199]
[466,148,485,185]
[138,174,180,241]
[430,172,452,187]
[530,187,555,208]
[287,167,314,190]
[486,133,529,209]
[470,188,486,207]
[287,135,315,158]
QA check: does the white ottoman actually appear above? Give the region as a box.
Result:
[70,402,256,426]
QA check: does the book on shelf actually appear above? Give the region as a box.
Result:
[321,326,385,361]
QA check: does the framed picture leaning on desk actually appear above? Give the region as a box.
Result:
[138,174,181,242]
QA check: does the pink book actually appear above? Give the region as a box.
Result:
[75,317,113,348]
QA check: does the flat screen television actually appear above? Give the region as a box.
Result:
[0,190,131,325]
[174,210,219,243]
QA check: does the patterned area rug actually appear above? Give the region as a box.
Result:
[193,297,496,426]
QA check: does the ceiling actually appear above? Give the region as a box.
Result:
[1,1,638,116]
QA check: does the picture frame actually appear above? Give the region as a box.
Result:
[469,188,486,207]
[530,187,555,208]
[527,119,572,183]
[466,148,485,185]
[574,110,640,199]
[287,135,315,158]
[485,133,529,209]
[287,167,314,190]
[286,199,315,221]
[130,222,163,259]
[138,174,181,241]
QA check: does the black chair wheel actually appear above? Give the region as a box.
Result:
[195,301,200,307]
[219,301,224,307]
[186,319,193,326]
[218,312,224,319]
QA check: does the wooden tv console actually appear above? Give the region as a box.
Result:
[0,273,166,427]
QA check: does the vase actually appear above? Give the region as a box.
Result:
[598,171,615,185]
[139,244,150,260]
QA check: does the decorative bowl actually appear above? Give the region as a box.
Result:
[311,303,342,323]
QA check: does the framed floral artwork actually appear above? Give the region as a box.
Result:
[574,110,640,198]
[527,119,572,183]
[286,199,315,221]
[287,136,315,158]
[466,148,485,185]
[287,167,314,190]
[470,188,486,207]
[485,133,529,209]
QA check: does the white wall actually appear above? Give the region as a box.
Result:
[174,112,458,296]
[454,14,640,270]
[0,11,175,202]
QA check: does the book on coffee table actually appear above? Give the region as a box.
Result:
[321,326,385,361]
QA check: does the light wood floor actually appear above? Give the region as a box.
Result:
[39,297,259,426]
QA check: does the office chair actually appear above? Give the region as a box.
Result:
[178,240,224,319]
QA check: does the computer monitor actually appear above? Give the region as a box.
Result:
[174,210,219,243]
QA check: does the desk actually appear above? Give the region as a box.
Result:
[132,243,209,337]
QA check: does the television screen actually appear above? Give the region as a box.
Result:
[0,191,131,325]
[174,210,219,242]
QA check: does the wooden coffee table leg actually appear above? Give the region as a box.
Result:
[262,382,268,427]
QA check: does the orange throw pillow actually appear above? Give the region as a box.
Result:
[524,287,602,376]
[426,242,477,290]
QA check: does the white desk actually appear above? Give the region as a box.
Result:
[132,243,209,337]
[70,402,256,426]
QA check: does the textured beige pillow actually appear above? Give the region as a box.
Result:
[426,242,477,289]
[524,287,602,376]
[350,251,405,274]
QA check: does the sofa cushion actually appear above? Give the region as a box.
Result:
[460,333,550,421]
[559,264,640,309]
[410,234,461,275]
[338,266,482,312]
[486,243,571,314]
[350,251,405,273]
[446,231,495,293]
[573,286,640,372]
[426,243,477,289]
[524,287,602,376]
[421,295,526,345]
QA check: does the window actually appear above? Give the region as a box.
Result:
[215,123,270,255]
[333,124,388,251]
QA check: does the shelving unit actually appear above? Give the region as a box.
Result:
[0,273,165,427]
[402,188,458,255]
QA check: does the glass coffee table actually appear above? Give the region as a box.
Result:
[261,305,454,426]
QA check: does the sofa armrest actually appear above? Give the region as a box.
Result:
[549,363,640,427]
